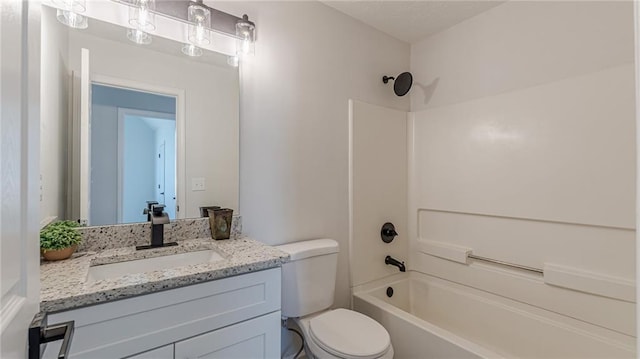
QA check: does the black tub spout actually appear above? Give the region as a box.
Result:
[385,255,406,272]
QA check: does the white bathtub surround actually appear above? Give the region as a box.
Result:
[349,100,408,288]
[409,64,635,229]
[349,100,635,356]
[407,62,636,336]
[353,272,635,358]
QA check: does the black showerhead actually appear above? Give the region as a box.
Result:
[383,72,413,97]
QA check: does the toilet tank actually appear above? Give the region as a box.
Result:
[276,239,339,318]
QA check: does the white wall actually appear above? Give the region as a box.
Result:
[214,1,410,310]
[67,30,239,219]
[410,1,635,112]
[349,100,408,288]
[123,118,156,223]
[409,0,636,340]
[40,6,69,224]
[90,104,118,225]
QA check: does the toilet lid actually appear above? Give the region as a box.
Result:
[309,309,390,359]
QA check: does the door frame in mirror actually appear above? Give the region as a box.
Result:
[89,73,186,221]
[116,107,177,223]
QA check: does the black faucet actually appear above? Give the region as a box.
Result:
[385,255,406,272]
[136,203,177,250]
[144,201,158,221]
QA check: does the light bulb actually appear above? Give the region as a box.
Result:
[181,44,203,57]
[188,3,211,46]
[127,28,152,45]
[139,10,148,26]
[129,0,156,31]
[241,37,251,56]
[195,24,205,44]
[227,56,239,67]
[235,16,255,58]
[56,9,88,29]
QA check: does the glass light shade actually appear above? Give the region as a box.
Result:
[127,28,152,45]
[52,0,85,12]
[187,3,211,46]
[227,56,239,68]
[181,44,203,57]
[56,9,88,29]
[235,19,255,57]
[129,0,156,31]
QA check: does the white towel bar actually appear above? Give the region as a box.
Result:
[467,254,543,274]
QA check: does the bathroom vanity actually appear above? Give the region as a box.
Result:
[39,236,288,358]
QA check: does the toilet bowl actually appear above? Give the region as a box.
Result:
[276,239,394,359]
[294,309,394,359]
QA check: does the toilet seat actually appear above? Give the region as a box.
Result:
[307,309,391,359]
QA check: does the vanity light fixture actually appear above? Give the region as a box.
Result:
[235,15,255,58]
[53,0,88,29]
[114,0,257,58]
[187,1,211,46]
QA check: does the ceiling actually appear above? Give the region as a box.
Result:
[321,1,506,43]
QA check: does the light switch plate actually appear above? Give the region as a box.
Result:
[192,177,206,191]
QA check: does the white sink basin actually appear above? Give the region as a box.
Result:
[86,250,224,283]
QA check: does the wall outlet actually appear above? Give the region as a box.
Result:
[192,177,206,191]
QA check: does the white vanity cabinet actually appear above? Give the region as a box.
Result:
[42,268,281,359]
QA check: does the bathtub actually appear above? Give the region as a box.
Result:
[352,272,635,359]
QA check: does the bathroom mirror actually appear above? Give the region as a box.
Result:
[40,5,239,226]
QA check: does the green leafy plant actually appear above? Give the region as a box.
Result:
[40,220,82,252]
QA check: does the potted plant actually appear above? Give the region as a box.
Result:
[40,220,82,261]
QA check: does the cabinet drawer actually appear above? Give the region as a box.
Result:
[175,311,281,359]
[44,268,281,358]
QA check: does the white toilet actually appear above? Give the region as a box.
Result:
[277,239,394,359]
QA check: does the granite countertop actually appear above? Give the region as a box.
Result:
[40,237,289,313]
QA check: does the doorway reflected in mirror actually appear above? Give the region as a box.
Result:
[90,84,177,225]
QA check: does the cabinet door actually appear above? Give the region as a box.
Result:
[175,311,280,359]
[127,344,174,359]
